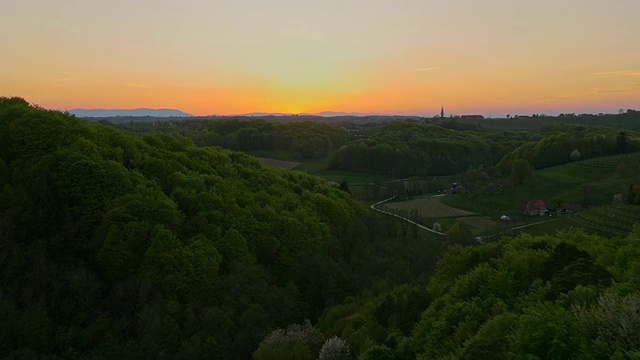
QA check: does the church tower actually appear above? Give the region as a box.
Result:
[441,107,444,118]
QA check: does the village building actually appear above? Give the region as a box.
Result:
[525,200,548,216]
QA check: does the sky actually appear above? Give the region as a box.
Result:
[1,0,639,116]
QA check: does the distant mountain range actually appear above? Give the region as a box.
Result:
[69,108,193,118]
[303,111,389,117]
[238,111,402,117]
[68,108,423,118]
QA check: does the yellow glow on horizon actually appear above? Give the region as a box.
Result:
[2,0,639,116]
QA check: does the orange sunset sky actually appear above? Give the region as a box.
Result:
[2,0,639,116]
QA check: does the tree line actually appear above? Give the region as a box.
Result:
[325,121,639,182]
[327,122,529,177]
[116,118,351,160]
[498,124,640,176]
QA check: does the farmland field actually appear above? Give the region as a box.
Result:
[295,158,393,183]
[571,204,640,237]
[382,197,474,218]
[381,197,501,234]
[443,151,640,218]
[456,216,499,232]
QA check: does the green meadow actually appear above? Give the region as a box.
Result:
[294,158,394,184]
[442,152,640,236]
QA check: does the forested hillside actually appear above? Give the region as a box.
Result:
[0,98,438,359]
[112,115,640,182]
[498,124,640,174]
[117,118,351,160]
[316,228,640,359]
[322,121,639,179]
[448,110,640,132]
[326,122,529,177]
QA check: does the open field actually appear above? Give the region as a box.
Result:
[439,152,640,237]
[514,216,578,236]
[381,197,500,234]
[457,216,500,232]
[382,197,474,218]
[571,204,640,237]
[295,158,394,183]
[443,152,640,219]
[282,150,639,238]
[245,150,302,161]
[250,154,395,183]
[306,169,391,184]
[255,157,301,169]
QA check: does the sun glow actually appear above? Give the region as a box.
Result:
[2,0,639,115]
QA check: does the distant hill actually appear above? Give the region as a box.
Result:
[236,112,292,117]
[235,111,422,117]
[303,111,388,117]
[69,108,192,118]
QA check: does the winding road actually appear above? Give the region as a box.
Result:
[369,191,557,241]
[369,194,447,236]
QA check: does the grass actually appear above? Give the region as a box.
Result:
[381,197,498,235]
[263,150,640,239]
[382,197,474,218]
[295,158,394,184]
[441,152,640,236]
[444,154,639,218]
[363,152,639,237]
[517,216,579,236]
[243,149,301,161]
[254,157,301,170]
[570,204,640,237]
[243,151,395,183]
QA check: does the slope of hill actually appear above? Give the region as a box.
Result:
[1,97,449,359]
[448,110,640,131]
[317,228,640,359]
[0,97,374,358]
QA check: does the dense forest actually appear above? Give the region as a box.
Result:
[326,122,529,177]
[325,122,639,179]
[3,97,640,359]
[316,227,640,359]
[115,118,351,160]
[109,114,640,180]
[0,98,437,359]
[448,110,640,132]
[497,124,640,175]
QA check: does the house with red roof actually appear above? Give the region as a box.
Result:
[525,200,548,216]
[560,203,581,214]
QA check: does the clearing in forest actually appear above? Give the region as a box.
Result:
[382,197,499,233]
[384,197,475,218]
[255,157,301,170]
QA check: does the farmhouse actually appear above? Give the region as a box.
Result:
[560,202,581,214]
[525,200,548,216]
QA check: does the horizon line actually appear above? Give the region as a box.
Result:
[66,107,638,118]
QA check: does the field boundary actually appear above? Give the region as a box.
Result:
[370,195,446,236]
